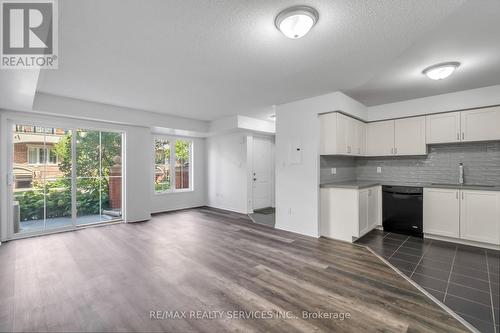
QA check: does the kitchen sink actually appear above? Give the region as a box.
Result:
[431,183,495,188]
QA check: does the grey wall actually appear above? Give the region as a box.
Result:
[321,142,500,185]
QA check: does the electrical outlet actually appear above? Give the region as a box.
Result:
[331,168,336,175]
[377,167,382,173]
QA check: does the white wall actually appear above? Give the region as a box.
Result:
[209,115,276,135]
[237,116,275,134]
[207,132,250,214]
[0,93,212,241]
[366,84,500,121]
[150,137,207,213]
[33,93,210,219]
[275,92,367,237]
[34,93,209,135]
[0,70,40,112]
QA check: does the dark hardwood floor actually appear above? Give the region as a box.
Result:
[0,207,470,332]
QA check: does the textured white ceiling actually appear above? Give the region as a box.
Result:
[345,0,500,106]
[37,0,472,120]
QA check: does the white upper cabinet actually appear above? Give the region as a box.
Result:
[319,112,339,155]
[461,106,500,142]
[394,116,426,155]
[426,112,461,144]
[460,190,500,245]
[365,120,394,156]
[355,119,366,155]
[319,112,364,156]
[320,107,500,157]
[336,113,350,154]
[342,114,365,156]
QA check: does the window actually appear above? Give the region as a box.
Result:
[154,138,192,193]
[28,146,58,165]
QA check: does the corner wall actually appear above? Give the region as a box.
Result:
[207,132,250,214]
[275,92,367,237]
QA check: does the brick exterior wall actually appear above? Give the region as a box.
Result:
[14,143,28,163]
[108,165,122,209]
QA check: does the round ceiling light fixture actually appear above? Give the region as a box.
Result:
[275,6,319,39]
[422,62,460,80]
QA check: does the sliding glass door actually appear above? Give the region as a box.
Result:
[76,129,122,225]
[11,123,123,236]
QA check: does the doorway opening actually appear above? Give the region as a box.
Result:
[250,136,275,228]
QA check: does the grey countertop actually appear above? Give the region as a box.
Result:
[320,181,380,190]
[320,180,500,191]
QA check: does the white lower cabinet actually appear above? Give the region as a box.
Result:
[320,186,380,242]
[423,188,500,245]
[423,188,460,238]
[460,190,500,245]
[359,187,380,236]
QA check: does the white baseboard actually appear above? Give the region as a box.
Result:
[206,204,248,215]
[425,234,500,250]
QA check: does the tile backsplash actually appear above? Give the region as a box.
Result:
[320,156,356,183]
[321,142,500,185]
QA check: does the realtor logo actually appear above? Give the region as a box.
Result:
[1,0,58,69]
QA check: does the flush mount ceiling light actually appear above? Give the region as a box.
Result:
[422,62,460,80]
[275,6,319,39]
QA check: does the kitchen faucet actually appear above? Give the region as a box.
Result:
[458,162,464,185]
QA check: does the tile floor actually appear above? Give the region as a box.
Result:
[357,230,500,333]
[248,208,275,228]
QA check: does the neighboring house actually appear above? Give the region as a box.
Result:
[13,125,66,190]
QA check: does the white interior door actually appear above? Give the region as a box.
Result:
[252,136,273,210]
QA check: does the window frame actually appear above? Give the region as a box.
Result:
[153,136,193,194]
[27,145,59,165]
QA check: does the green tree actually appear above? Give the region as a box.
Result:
[175,140,190,165]
[17,130,122,221]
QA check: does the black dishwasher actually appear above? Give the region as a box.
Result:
[382,186,423,237]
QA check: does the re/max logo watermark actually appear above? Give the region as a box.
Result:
[1,0,58,69]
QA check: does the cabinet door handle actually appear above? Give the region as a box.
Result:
[462,132,465,140]
[462,191,464,200]
[457,133,460,140]
[456,191,458,199]
[394,147,397,154]
[391,148,394,154]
